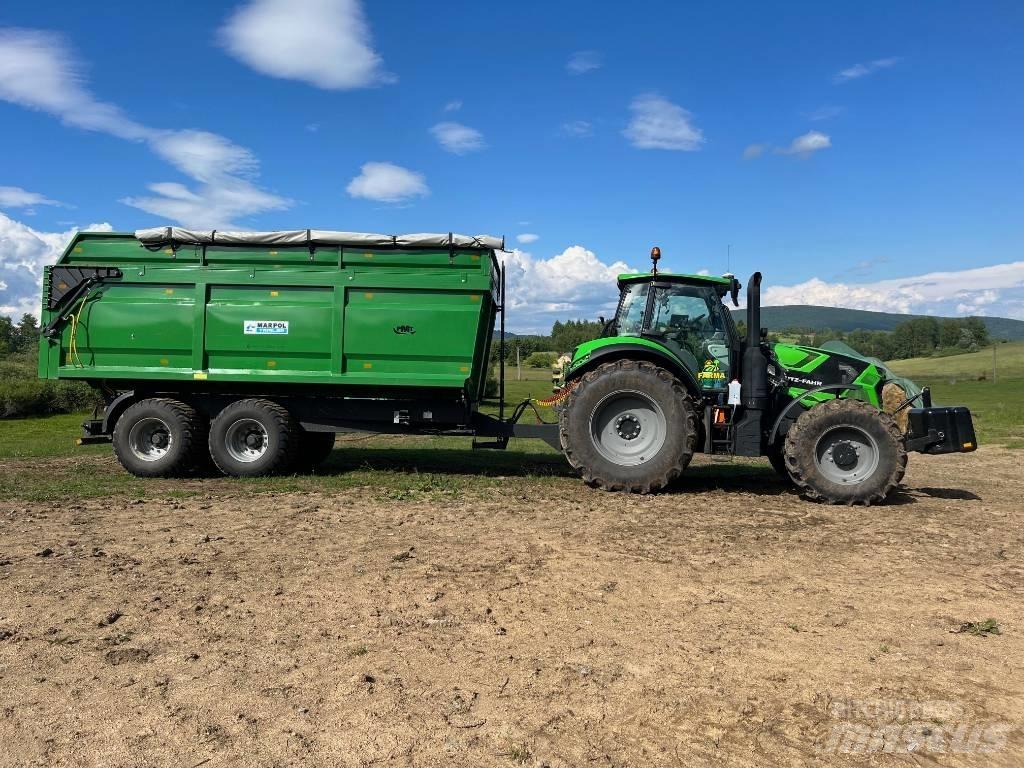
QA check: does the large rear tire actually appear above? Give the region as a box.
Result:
[559,360,696,493]
[112,398,202,478]
[783,398,906,505]
[209,398,297,477]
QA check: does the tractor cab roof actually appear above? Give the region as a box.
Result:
[617,272,734,288]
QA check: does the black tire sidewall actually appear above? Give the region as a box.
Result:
[209,399,294,477]
[785,400,903,503]
[112,399,195,478]
[561,362,694,491]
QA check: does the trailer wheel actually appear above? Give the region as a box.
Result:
[293,430,336,472]
[112,398,202,478]
[209,399,297,477]
[783,398,907,505]
[559,360,696,493]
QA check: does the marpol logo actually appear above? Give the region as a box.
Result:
[697,359,726,383]
[393,325,416,335]
[243,320,289,335]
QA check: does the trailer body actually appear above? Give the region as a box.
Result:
[40,230,500,407]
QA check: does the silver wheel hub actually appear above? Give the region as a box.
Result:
[224,418,270,463]
[815,426,879,484]
[128,417,173,462]
[590,391,667,467]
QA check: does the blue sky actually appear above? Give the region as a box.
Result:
[1,0,1022,331]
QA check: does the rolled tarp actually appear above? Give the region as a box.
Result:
[135,227,503,251]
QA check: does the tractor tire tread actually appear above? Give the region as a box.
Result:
[559,360,696,493]
[783,398,906,505]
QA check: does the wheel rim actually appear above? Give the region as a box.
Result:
[814,425,879,484]
[128,417,173,462]
[224,418,270,463]
[589,390,667,466]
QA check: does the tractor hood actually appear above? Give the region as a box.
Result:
[773,339,922,401]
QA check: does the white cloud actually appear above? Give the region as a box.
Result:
[346,162,428,203]
[761,261,1024,320]
[0,28,152,140]
[567,50,602,75]
[561,120,593,137]
[777,130,831,156]
[0,28,288,228]
[443,99,462,112]
[430,122,486,155]
[516,233,539,244]
[834,57,900,84]
[743,144,766,159]
[0,186,61,209]
[502,245,635,333]
[624,94,704,151]
[0,211,112,318]
[220,0,395,90]
[807,105,844,121]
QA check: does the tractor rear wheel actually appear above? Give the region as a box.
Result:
[209,398,297,477]
[559,360,696,493]
[783,398,906,505]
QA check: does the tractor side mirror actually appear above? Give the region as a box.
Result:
[598,316,605,325]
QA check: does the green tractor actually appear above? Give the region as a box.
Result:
[557,248,977,504]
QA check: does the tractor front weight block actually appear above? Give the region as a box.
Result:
[905,406,978,454]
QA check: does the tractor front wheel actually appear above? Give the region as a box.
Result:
[559,360,696,493]
[783,398,906,505]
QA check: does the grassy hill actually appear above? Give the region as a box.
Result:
[887,340,1024,380]
[728,305,1024,340]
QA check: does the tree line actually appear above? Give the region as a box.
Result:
[0,313,41,354]
[493,315,993,365]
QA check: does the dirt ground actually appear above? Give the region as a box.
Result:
[1,447,1022,767]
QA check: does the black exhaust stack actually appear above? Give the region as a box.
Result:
[733,271,768,456]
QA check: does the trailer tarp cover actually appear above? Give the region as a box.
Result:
[135,227,503,251]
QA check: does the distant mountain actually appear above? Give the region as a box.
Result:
[729,304,1024,340]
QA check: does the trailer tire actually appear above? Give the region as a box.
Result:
[209,399,297,477]
[783,398,906,505]
[559,359,696,493]
[293,430,336,472]
[112,398,202,478]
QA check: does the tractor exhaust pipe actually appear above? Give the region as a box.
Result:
[746,271,762,348]
[741,271,769,410]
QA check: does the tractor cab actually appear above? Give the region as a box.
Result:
[607,271,741,392]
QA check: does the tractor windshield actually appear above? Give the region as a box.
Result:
[613,282,649,336]
[613,280,733,390]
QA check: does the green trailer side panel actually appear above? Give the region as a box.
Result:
[342,288,484,381]
[205,285,335,375]
[41,232,500,399]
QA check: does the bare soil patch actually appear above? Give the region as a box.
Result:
[1,448,1021,766]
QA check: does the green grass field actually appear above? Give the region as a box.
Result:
[888,340,1024,380]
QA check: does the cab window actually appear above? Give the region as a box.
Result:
[646,285,731,389]
[615,283,649,336]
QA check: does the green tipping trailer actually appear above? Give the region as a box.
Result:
[38,228,550,477]
[39,231,976,504]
